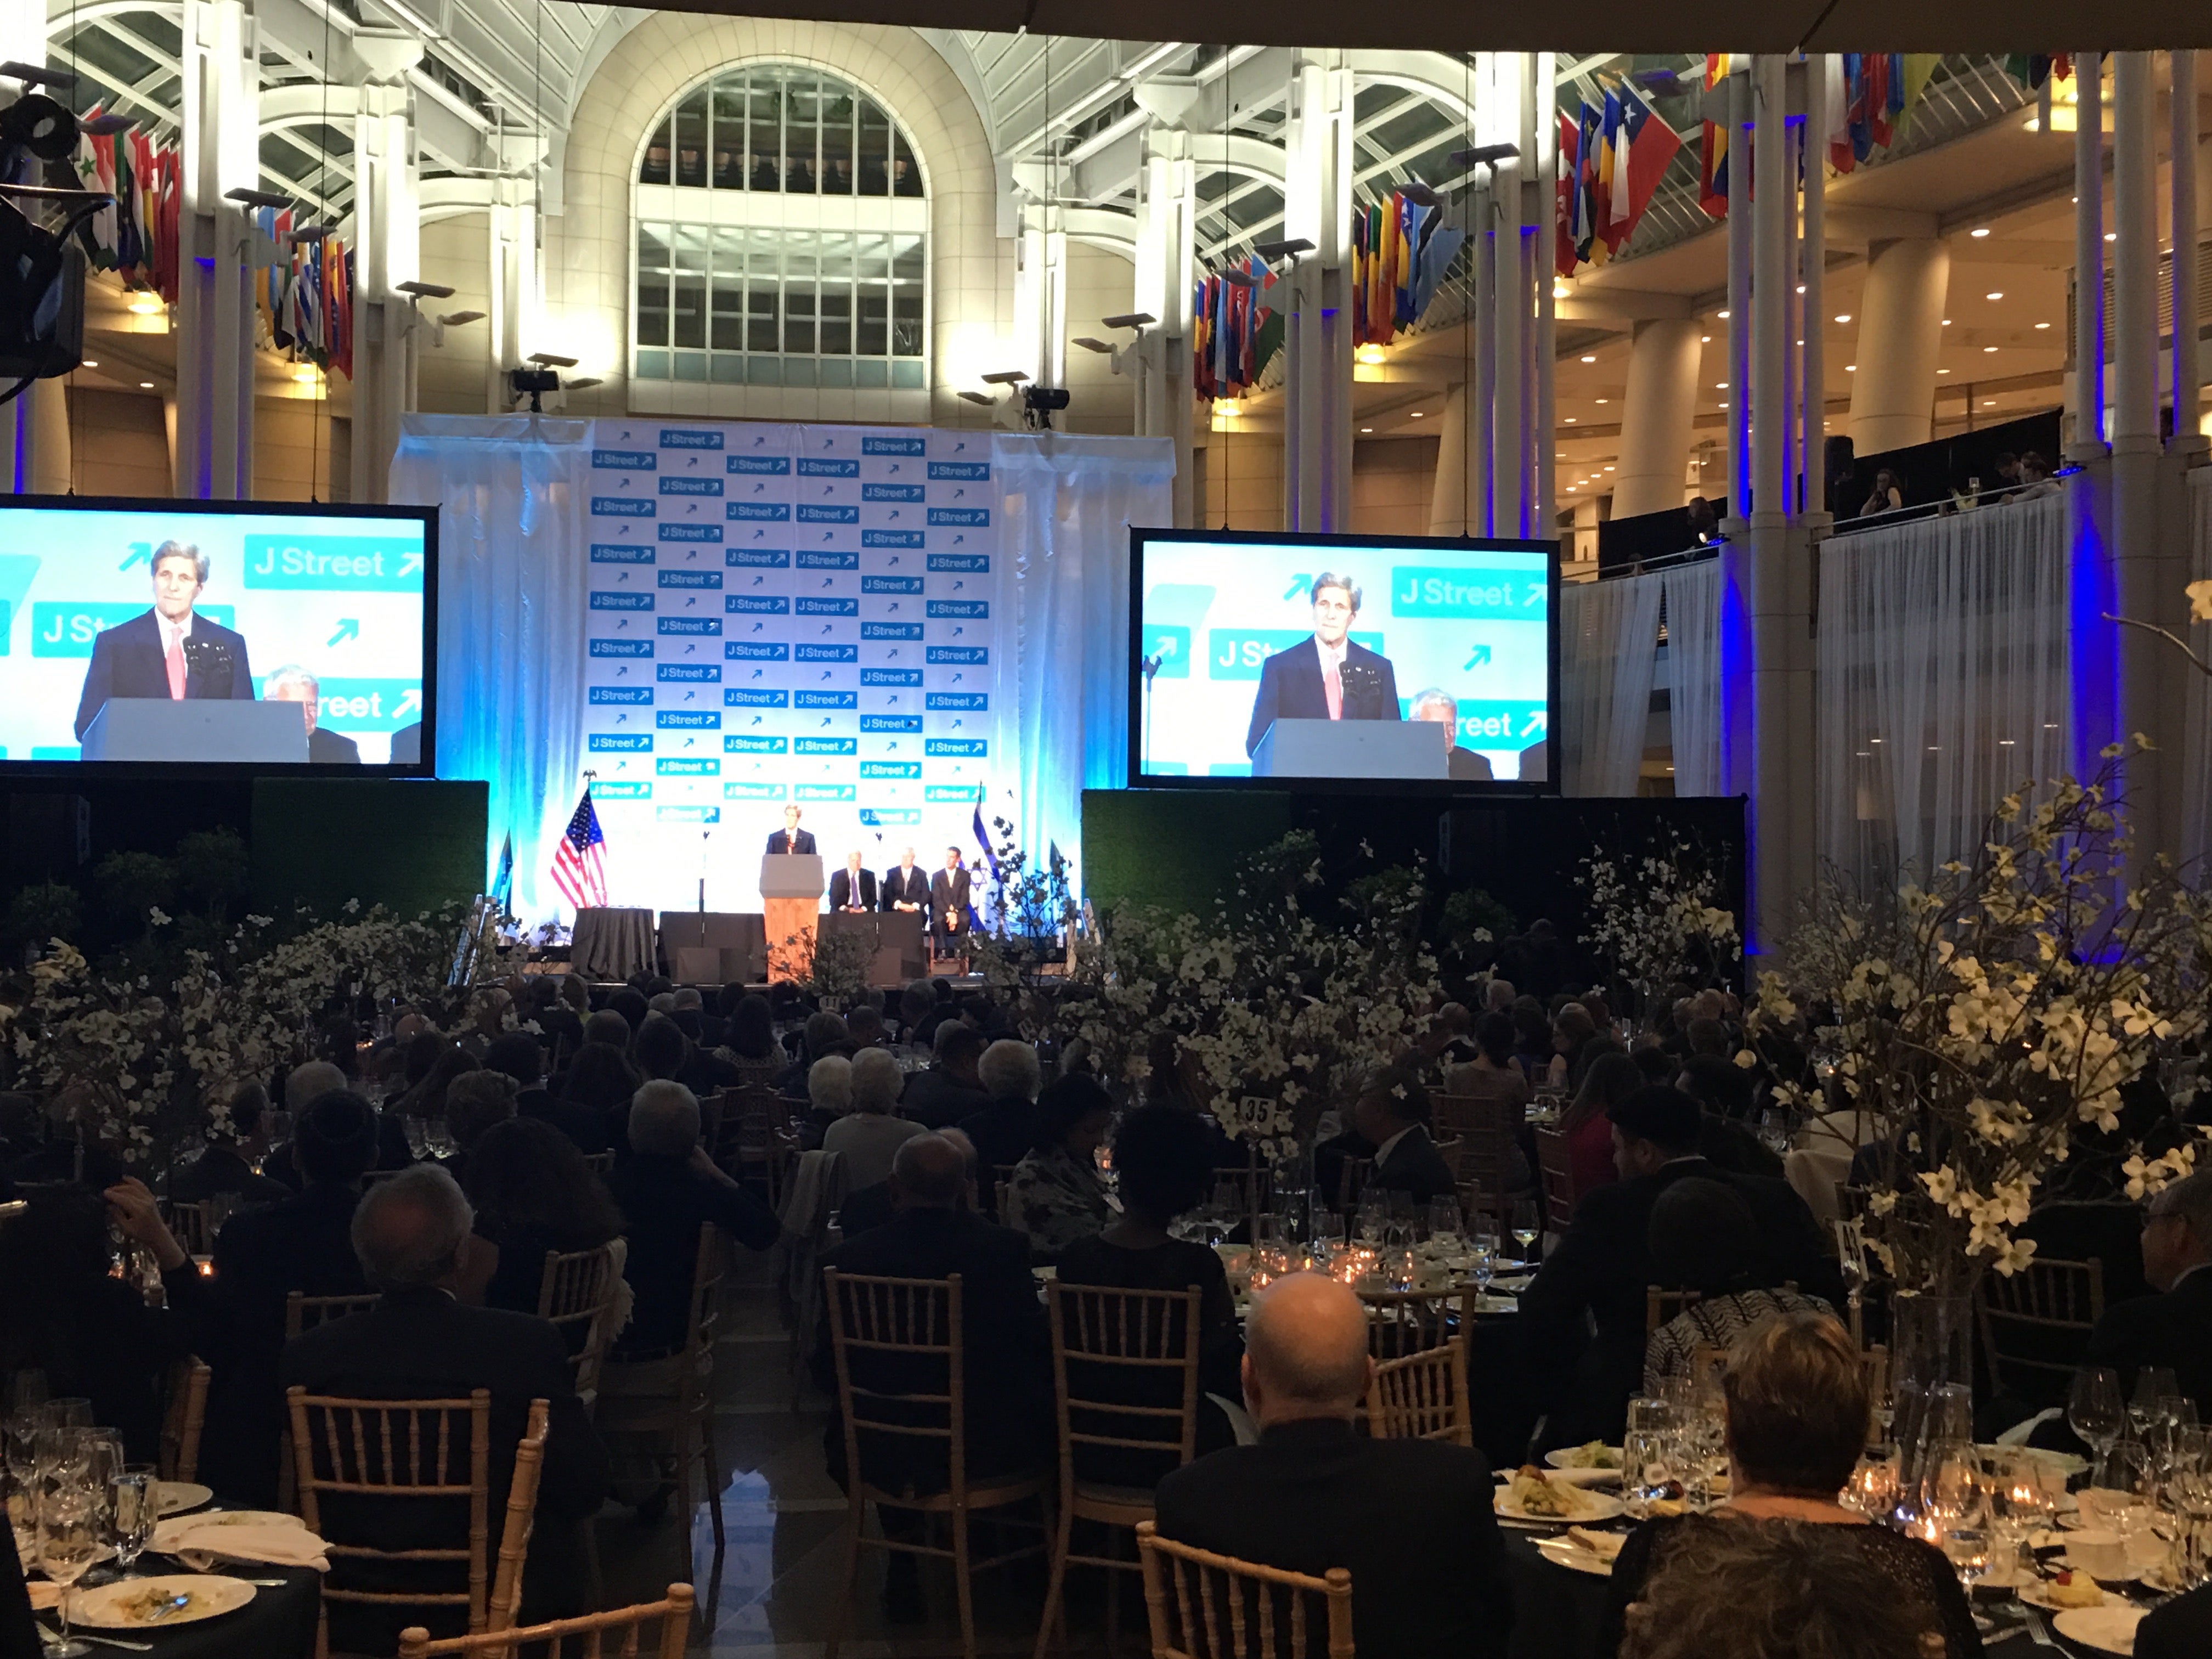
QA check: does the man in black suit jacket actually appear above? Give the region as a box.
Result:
[2085,1169,2212,1419]
[828,851,877,913]
[263,665,361,762]
[930,848,973,958]
[1351,1064,1458,1205]
[75,541,256,740]
[1516,1085,1837,1447]
[879,848,929,919]
[2139,1580,2212,1658]
[765,803,817,855]
[280,1164,607,1653]
[1154,1273,1513,1659]
[901,1022,991,1130]
[1244,571,1401,758]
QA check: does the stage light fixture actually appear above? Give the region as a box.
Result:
[980,370,1029,385]
[398,280,456,299]
[223,186,290,210]
[1252,238,1313,261]
[528,351,579,368]
[1102,313,1155,330]
[1071,337,1113,353]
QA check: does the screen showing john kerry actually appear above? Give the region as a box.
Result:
[1135,533,1553,783]
[0,502,430,766]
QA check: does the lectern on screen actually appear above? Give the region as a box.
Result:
[1130,528,1558,791]
[0,494,437,775]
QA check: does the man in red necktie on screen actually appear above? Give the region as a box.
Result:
[74,541,257,741]
[1244,571,1402,757]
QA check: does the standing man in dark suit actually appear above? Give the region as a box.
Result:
[879,847,929,921]
[2085,1168,2212,1419]
[1243,571,1401,758]
[1516,1085,1837,1447]
[765,803,817,855]
[1154,1273,1514,1659]
[929,847,972,962]
[75,540,256,740]
[280,1165,607,1652]
[828,850,877,913]
[263,666,360,762]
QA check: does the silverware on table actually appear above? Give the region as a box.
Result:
[37,1622,154,1652]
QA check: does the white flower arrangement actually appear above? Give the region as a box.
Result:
[1577,831,1740,1008]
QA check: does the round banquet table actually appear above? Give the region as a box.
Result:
[1501,1523,2145,1659]
[569,906,656,980]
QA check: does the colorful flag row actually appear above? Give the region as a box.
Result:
[1352,189,1463,348]
[1690,54,1940,227]
[71,114,181,303]
[1556,82,1681,276]
[1192,255,1278,399]
[251,206,357,380]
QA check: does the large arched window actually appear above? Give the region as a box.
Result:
[631,63,928,401]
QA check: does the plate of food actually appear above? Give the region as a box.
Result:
[1546,1442,1623,1471]
[2019,1571,2109,1611]
[153,1481,213,1517]
[1534,1533,1620,1577]
[2050,1605,2147,1655]
[69,1575,255,1630]
[1494,1466,1626,1525]
[151,1509,304,1554]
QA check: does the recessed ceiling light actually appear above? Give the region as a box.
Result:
[1580,354,1597,363]
[1984,399,1997,406]
[1595,397,1609,404]
[1359,426,1373,433]
[1795,284,1805,295]
[1715,382,1728,390]
[81,360,97,368]
[1717,309,1730,319]
[1984,345,1999,353]
[1566,485,1578,492]
[1943,319,1953,326]
[1834,314,1852,324]
[1409,411,1424,418]
[1564,417,1577,424]
[1604,464,1615,471]
[2035,321,2052,330]
[1718,401,1729,409]
[1939,368,1952,374]
[139,381,154,388]
[2105,231,2117,241]
[1971,226,1991,238]
[1846,364,1857,371]
[1701,335,1711,343]
[1985,291,2004,301]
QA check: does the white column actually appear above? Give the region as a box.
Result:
[1725,62,1751,520]
[2112,54,2157,449]
[1610,318,1703,518]
[1012,199,1069,395]
[1489,53,1527,538]
[1534,52,1558,539]
[1800,55,1827,516]
[1133,128,1197,525]
[1846,238,1949,453]
[487,136,543,415]
[2174,51,2203,450]
[176,0,257,499]
[1751,56,1788,516]
[1427,383,1471,535]
[2072,55,2108,457]
[1280,52,1354,532]
[349,35,422,505]
[1471,178,1495,534]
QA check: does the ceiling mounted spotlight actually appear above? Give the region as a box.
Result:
[223,186,290,210]
[980,370,1030,385]
[1102,313,1156,330]
[438,310,487,326]
[957,391,994,405]
[1252,238,1314,261]
[1072,337,1113,354]
[528,351,579,368]
[398,280,456,300]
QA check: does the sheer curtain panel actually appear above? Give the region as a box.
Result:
[1661,560,1724,795]
[1814,494,2070,893]
[1559,571,1664,796]
[2182,469,2212,874]
[391,415,592,925]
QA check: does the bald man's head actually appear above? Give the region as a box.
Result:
[891,1132,968,1209]
[1243,1273,1373,1427]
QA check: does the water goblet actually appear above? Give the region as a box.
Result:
[1623,1429,1675,1523]
[402,1116,430,1160]
[2070,1365,2126,1487]
[108,1466,155,1579]
[38,1480,101,1657]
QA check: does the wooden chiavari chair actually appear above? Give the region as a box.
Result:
[159,1359,211,1483]
[286,1291,382,1342]
[1365,1342,1472,1446]
[1976,1256,2106,1408]
[396,1584,694,1659]
[535,1244,622,1411]
[1645,1285,1701,1339]
[162,1200,217,1259]
[597,1223,729,1554]
[1035,1283,1205,1658]
[821,1269,1047,1659]
[1533,1127,1581,1232]
[1136,1521,1354,1659]
[1356,1286,1474,1361]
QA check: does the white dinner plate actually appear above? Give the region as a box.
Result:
[1534,1537,1613,1577]
[151,1509,304,1553]
[69,1575,255,1630]
[2018,1576,2110,1612]
[1493,1487,1626,1525]
[153,1481,213,1517]
[1545,1446,1624,1473]
[2051,1605,2147,1655]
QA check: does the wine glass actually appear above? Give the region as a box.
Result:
[108,1466,154,1579]
[1356,1192,1387,1249]
[1310,1211,1346,1273]
[1509,1199,1540,1264]
[425,1118,456,1159]
[2130,1367,2180,1441]
[2070,1366,2128,1487]
[1425,1198,1464,1260]
[402,1116,430,1160]
[1843,1444,1901,1522]
[1623,1429,1677,1523]
[38,1480,101,1657]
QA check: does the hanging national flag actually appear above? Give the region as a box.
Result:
[1699,54,1731,219]
[1573,101,1602,263]
[1590,87,1623,263]
[1603,83,1683,257]
[970,786,1001,882]
[491,833,515,910]
[1897,54,1941,134]
[1555,111,1581,278]
[550,788,609,910]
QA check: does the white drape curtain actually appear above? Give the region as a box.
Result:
[1814,494,2071,891]
[990,432,1176,872]
[391,415,592,923]
[2182,469,2212,873]
[1559,569,1664,796]
[1661,560,1724,796]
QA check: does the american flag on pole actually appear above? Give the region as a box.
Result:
[550,788,608,909]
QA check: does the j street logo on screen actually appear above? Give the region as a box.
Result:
[1389,566,1548,618]
[33,603,236,654]
[1205,629,1384,679]
[1455,702,1550,745]
[242,535,426,590]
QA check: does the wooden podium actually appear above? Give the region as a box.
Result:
[761,854,825,982]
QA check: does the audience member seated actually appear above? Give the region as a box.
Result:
[484,1032,607,1156]
[1056,1105,1243,1459]
[1602,1313,1977,1659]
[812,1132,1051,1617]
[280,1165,609,1651]
[1153,1273,1513,1659]
[2138,1579,2212,1659]
[605,1082,778,1358]
[7,1086,128,1190]
[166,1081,292,1207]
[823,1048,926,1193]
[958,1039,1044,1211]
[636,1012,740,1102]
[783,1011,852,1097]
[1460,1013,1534,1113]
[802,1054,854,1152]
[1558,1051,1642,1199]
[561,1042,645,1148]
[900,1022,991,1130]
[443,1069,519,1174]
[3,1183,194,1462]
[460,1118,627,1324]
[1001,1074,1115,1262]
[896,981,940,1048]
[845,1004,887,1050]
[1510,998,1555,1086]
[387,1046,481,1147]
[1643,1178,1833,1392]
[1548,1003,1600,1092]
[1352,1062,1457,1205]
[2086,1167,2212,1417]
[718,994,780,1067]
[1518,1086,1837,1447]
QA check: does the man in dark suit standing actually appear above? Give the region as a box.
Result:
[765,803,817,855]
[280,1164,607,1652]
[1516,1085,1837,1447]
[828,851,877,913]
[929,847,972,961]
[1243,571,1401,758]
[75,540,256,740]
[263,666,360,763]
[2085,1168,2212,1419]
[1154,1273,1513,1659]
[879,847,929,919]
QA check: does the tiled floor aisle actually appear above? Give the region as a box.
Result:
[595,1274,1075,1657]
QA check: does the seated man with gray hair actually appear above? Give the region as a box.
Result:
[279,1164,607,1650]
[2087,1166,2212,1419]
[605,1080,779,1358]
[1408,687,1494,781]
[262,664,361,763]
[1155,1273,1513,1659]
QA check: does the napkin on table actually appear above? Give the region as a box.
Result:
[170,1523,331,1573]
